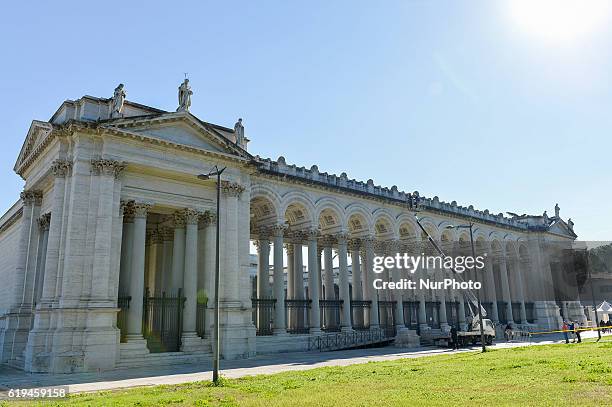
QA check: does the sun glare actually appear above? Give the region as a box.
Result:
[508,0,611,43]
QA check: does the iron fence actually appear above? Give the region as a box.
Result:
[143,289,185,353]
[378,300,396,337]
[285,299,311,334]
[351,300,371,330]
[252,298,276,336]
[196,301,207,338]
[320,299,343,332]
[117,296,131,343]
[402,301,419,331]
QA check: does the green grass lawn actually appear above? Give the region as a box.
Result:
[10,341,612,407]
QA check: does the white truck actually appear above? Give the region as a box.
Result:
[433,318,496,347]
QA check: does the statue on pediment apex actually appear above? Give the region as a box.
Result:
[177,79,192,112]
[111,83,126,118]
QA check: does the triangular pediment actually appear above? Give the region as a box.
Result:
[14,120,54,173]
[103,112,250,159]
[548,219,577,239]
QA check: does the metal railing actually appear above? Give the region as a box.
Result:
[308,326,393,351]
[252,298,276,336]
[351,300,371,330]
[142,289,185,353]
[378,300,397,337]
[285,299,311,334]
[320,299,343,332]
[117,296,131,343]
[196,301,207,338]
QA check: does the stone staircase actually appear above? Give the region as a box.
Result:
[116,340,212,369]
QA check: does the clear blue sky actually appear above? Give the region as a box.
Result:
[1,1,610,240]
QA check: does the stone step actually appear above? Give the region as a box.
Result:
[117,352,212,369]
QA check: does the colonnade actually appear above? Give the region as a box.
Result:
[252,229,536,335]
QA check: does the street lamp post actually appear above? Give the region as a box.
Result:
[447,223,487,352]
[198,165,226,384]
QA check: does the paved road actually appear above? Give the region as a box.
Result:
[0,332,606,394]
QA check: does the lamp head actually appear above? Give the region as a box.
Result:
[197,174,210,180]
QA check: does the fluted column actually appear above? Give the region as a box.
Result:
[390,242,405,331]
[516,256,529,324]
[337,234,352,332]
[160,227,174,293]
[484,244,499,323]
[499,254,514,324]
[363,237,379,328]
[202,212,216,336]
[12,190,43,310]
[126,203,151,340]
[34,214,51,306]
[255,228,271,333]
[182,209,200,338]
[306,229,321,333]
[170,211,186,292]
[119,205,135,296]
[349,239,363,327]
[272,225,286,334]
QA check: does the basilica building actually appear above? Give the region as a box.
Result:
[0,83,583,373]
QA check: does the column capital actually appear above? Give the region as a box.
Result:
[319,234,335,248]
[37,213,51,231]
[304,228,320,242]
[335,233,349,246]
[121,201,135,222]
[287,230,305,244]
[348,238,361,252]
[51,159,72,178]
[182,208,201,225]
[91,158,126,178]
[257,226,272,241]
[284,243,294,255]
[199,211,217,228]
[220,180,245,197]
[173,210,186,228]
[133,202,152,219]
[20,190,43,206]
[271,223,287,238]
[254,239,271,253]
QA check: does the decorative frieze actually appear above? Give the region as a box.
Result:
[51,159,72,178]
[91,159,126,178]
[20,190,43,206]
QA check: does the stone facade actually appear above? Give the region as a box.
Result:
[0,89,583,373]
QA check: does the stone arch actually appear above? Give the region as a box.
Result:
[250,186,282,228]
[396,214,417,241]
[417,217,440,241]
[372,209,397,240]
[345,203,373,236]
[280,191,316,229]
[314,197,346,234]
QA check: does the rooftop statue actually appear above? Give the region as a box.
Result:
[177,79,192,112]
[111,83,126,118]
[234,118,245,145]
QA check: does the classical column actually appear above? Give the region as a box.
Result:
[322,237,334,328]
[293,238,305,300]
[349,239,363,327]
[363,237,380,328]
[436,265,449,331]
[12,190,43,310]
[337,233,352,332]
[484,245,500,323]
[160,227,174,293]
[272,225,286,334]
[390,242,405,332]
[415,243,428,332]
[306,229,321,333]
[499,253,514,324]
[256,228,272,299]
[516,256,529,324]
[255,227,271,333]
[202,212,216,335]
[150,230,164,295]
[126,203,151,341]
[170,211,186,292]
[119,204,135,296]
[285,242,295,329]
[34,214,51,306]
[181,209,200,341]
[91,159,125,301]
